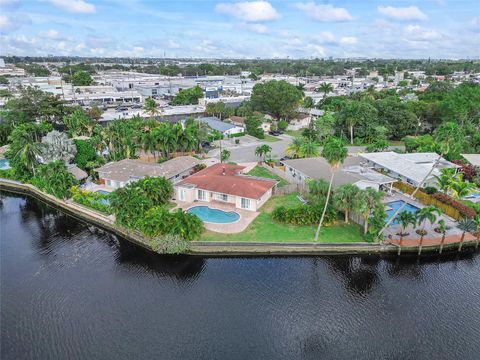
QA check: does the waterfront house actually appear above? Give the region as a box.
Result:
[281,156,396,192]
[359,152,458,188]
[95,156,200,189]
[175,163,276,211]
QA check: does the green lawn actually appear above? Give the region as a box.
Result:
[246,165,288,187]
[262,134,281,142]
[285,130,303,138]
[201,193,364,243]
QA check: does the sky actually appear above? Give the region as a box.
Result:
[0,0,479,59]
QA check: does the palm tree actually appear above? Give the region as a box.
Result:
[397,211,417,248]
[437,219,447,254]
[433,168,458,193]
[142,132,157,161]
[314,137,348,241]
[449,178,476,199]
[332,184,359,224]
[144,97,159,118]
[318,82,333,98]
[352,188,383,235]
[299,139,320,158]
[456,218,476,252]
[255,144,272,162]
[15,142,44,176]
[416,205,441,255]
[286,137,304,159]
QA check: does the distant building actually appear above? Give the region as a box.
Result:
[197,117,244,137]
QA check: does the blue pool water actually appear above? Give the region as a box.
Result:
[187,206,240,224]
[0,159,11,170]
[385,200,420,225]
[95,190,111,205]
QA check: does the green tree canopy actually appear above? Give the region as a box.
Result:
[251,80,303,119]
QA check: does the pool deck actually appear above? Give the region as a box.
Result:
[174,200,259,234]
[382,192,464,242]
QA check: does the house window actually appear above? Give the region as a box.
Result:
[241,198,250,209]
[179,189,185,201]
[220,194,228,201]
[198,189,206,201]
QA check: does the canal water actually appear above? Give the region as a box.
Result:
[1,191,479,360]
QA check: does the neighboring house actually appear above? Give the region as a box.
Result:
[281,156,396,192]
[175,163,276,211]
[287,113,311,131]
[359,152,458,188]
[67,164,88,182]
[230,116,271,133]
[197,116,244,137]
[95,156,200,189]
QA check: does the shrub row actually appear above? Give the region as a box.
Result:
[271,204,336,226]
[393,182,477,219]
[71,186,112,215]
[432,192,477,219]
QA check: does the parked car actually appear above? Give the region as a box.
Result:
[115,106,128,112]
[131,103,142,109]
[269,130,283,136]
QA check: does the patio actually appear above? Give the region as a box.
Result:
[174,200,260,234]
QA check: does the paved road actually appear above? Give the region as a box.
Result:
[208,134,405,163]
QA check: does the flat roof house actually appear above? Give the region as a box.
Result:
[175,163,276,211]
[95,156,200,189]
[281,156,396,191]
[359,152,458,188]
[197,117,244,137]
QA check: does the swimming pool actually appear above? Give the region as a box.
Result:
[385,200,420,225]
[187,206,240,224]
[0,159,11,170]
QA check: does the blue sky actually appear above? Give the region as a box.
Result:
[1,0,479,58]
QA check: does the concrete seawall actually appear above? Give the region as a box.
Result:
[1,179,477,256]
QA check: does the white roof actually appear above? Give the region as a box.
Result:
[359,152,457,184]
[462,154,480,167]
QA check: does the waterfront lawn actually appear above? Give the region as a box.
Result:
[202,193,364,243]
[246,166,288,188]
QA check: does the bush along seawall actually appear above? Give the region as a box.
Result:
[1,178,479,256]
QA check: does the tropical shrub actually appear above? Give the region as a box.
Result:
[139,206,203,241]
[244,115,265,139]
[150,234,191,254]
[31,161,78,199]
[74,139,98,169]
[272,203,336,226]
[41,130,76,163]
[277,119,288,131]
[432,192,477,218]
[424,186,438,195]
[71,186,111,214]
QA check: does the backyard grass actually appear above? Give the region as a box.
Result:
[201,193,364,243]
[246,165,288,187]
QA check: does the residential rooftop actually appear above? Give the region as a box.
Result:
[95,156,200,183]
[177,163,276,200]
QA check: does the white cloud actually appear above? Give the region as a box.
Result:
[49,0,96,14]
[306,44,326,57]
[216,1,279,22]
[242,23,268,33]
[295,2,353,22]
[168,39,181,49]
[0,13,31,32]
[404,25,441,41]
[312,31,336,44]
[469,16,480,33]
[39,29,59,39]
[340,36,357,45]
[378,6,427,21]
